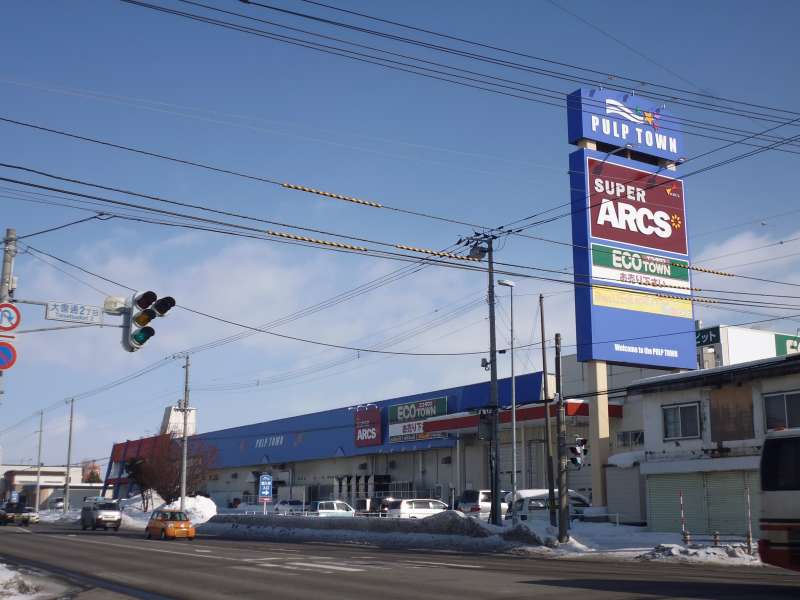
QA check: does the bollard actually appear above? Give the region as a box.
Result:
[745,486,754,555]
[712,531,720,547]
[679,489,690,545]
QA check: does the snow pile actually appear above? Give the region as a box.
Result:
[159,496,217,525]
[0,564,39,598]
[119,494,217,531]
[36,509,80,524]
[637,543,761,565]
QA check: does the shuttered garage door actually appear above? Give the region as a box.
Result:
[647,473,706,534]
[706,471,747,535]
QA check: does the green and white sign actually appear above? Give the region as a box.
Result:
[591,244,690,295]
[388,397,447,442]
[775,333,800,356]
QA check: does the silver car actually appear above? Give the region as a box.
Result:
[457,489,509,520]
[81,500,122,531]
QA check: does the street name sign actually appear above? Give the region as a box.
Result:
[46,302,103,325]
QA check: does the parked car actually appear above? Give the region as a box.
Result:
[387,498,448,519]
[308,501,356,517]
[505,489,590,522]
[145,509,196,540]
[270,499,305,515]
[81,499,122,531]
[49,497,65,511]
[457,489,509,520]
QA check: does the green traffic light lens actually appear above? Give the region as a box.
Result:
[132,326,155,345]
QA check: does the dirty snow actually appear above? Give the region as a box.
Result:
[35,509,79,525]
[638,543,762,565]
[160,496,217,525]
[0,564,39,599]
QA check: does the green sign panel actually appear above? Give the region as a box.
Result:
[775,333,800,356]
[388,397,447,443]
[696,326,721,347]
[592,244,689,281]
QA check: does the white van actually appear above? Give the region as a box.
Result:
[505,489,590,522]
[387,499,448,519]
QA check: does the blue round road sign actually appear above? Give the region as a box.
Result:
[0,341,17,370]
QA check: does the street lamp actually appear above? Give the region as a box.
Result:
[497,279,518,524]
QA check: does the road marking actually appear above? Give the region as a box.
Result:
[62,537,241,562]
[194,549,212,553]
[242,557,283,562]
[403,561,483,569]
[288,562,364,573]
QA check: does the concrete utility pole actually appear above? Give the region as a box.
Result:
[555,333,569,543]
[485,239,501,526]
[539,294,557,527]
[180,354,190,512]
[1,228,17,400]
[35,410,43,513]
[63,399,74,513]
[0,228,16,302]
[498,279,517,523]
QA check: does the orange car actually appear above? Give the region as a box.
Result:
[145,510,195,540]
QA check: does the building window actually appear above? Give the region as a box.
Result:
[764,392,800,431]
[616,430,644,448]
[663,403,700,440]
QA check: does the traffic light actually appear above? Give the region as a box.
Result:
[121,291,175,352]
[569,437,588,469]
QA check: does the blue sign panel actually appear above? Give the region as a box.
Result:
[258,473,273,503]
[569,148,695,369]
[567,88,685,163]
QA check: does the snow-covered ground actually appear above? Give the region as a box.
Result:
[514,520,762,566]
[36,509,79,524]
[0,563,73,599]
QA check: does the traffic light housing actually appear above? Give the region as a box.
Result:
[569,437,588,469]
[121,290,175,352]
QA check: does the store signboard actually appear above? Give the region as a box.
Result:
[567,87,685,163]
[354,406,382,447]
[388,397,447,443]
[570,148,695,368]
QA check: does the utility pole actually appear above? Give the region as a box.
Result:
[35,410,43,513]
[0,228,16,302]
[539,294,557,527]
[63,399,74,513]
[498,280,517,524]
[555,333,569,543]
[1,228,17,401]
[485,239,501,526]
[180,354,190,512]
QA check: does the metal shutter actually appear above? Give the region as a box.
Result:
[647,473,706,533]
[705,471,747,535]
[526,441,543,489]
[499,443,521,490]
[606,465,646,524]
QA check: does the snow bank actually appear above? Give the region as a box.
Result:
[0,564,39,598]
[160,496,217,525]
[119,494,217,531]
[637,543,762,565]
[36,509,80,525]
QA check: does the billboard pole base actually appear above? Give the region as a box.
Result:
[587,360,610,508]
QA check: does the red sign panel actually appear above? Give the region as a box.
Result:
[587,158,687,255]
[354,406,382,447]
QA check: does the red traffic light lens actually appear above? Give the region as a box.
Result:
[153,296,176,316]
[134,291,157,310]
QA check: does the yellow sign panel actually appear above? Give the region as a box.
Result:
[592,286,693,319]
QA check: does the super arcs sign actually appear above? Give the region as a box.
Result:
[569,148,696,369]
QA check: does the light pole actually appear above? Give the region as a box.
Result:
[498,279,517,524]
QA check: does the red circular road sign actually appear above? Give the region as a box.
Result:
[0,341,17,370]
[0,303,21,332]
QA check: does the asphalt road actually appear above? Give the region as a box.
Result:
[0,523,798,599]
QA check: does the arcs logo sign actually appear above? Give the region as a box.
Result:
[588,158,687,255]
[354,406,382,447]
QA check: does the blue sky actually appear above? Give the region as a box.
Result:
[1,0,799,467]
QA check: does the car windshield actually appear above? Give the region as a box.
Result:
[287,500,302,506]
[762,436,800,491]
[163,512,188,521]
[98,503,119,510]
[387,500,403,510]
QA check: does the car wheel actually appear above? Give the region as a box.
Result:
[188,536,195,541]
[160,529,167,540]
[91,524,97,531]
[146,530,152,539]
[81,523,87,531]
[114,526,120,532]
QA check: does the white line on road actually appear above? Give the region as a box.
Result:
[403,561,483,569]
[242,558,283,562]
[288,562,365,573]
[194,549,213,553]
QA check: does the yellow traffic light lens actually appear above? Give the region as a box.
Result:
[133,309,156,327]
